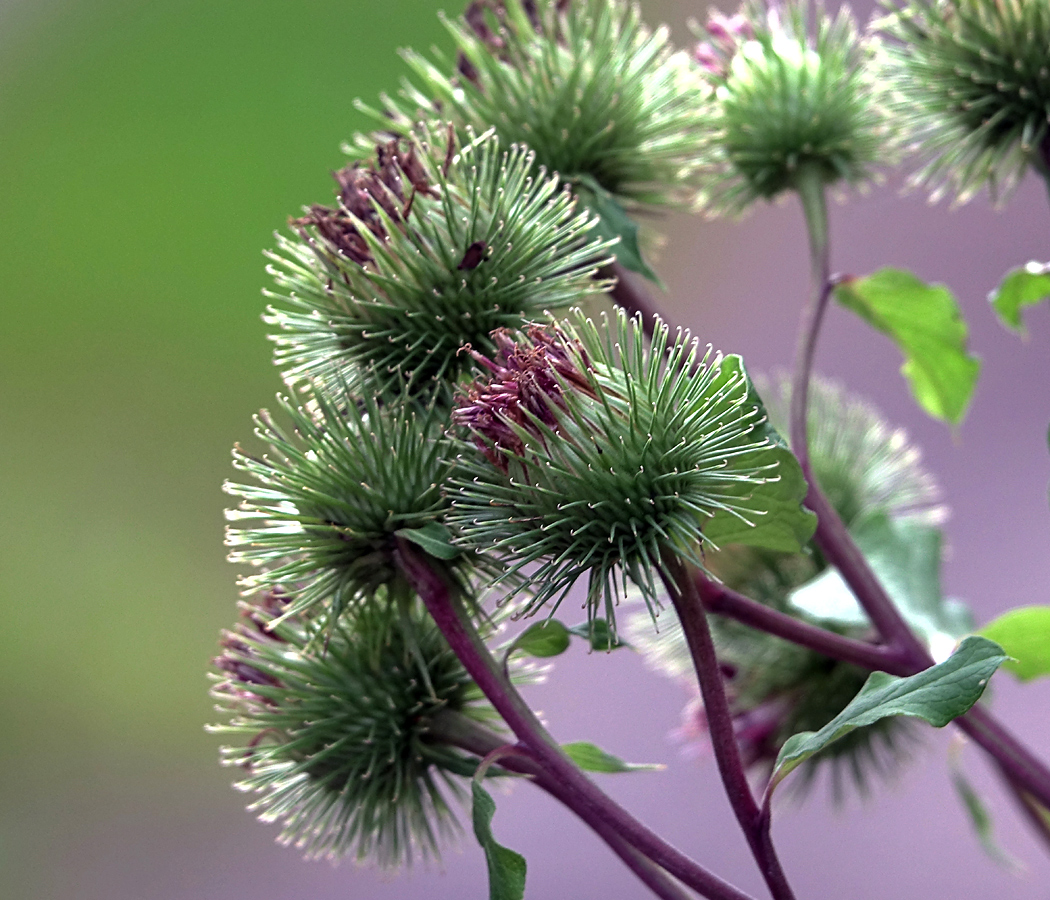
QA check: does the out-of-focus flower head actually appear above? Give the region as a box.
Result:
[208,592,508,866]
[879,0,1050,204]
[357,0,710,211]
[694,0,897,214]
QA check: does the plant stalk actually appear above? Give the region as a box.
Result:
[694,570,912,676]
[396,539,756,900]
[662,556,797,900]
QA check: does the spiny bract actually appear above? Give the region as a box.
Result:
[224,385,485,628]
[359,0,709,209]
[448,310,815,632]
[266,125,612,401]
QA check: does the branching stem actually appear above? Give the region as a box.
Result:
[428,709,697,900]
[396,538,756,900]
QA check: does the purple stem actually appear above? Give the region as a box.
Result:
[661,556,797,900]
[787,173,1050,812]
[604,263,661,339]
[396,538,756,900]
[694,571,913,676]
[428,710,696,900]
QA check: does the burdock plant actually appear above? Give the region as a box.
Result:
[211,0,1050,898]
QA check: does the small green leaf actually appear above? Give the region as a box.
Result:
[395,522,460,560]
[511,620,572,658]
[979,606,1050,682]
[769,636,1006,793]
[833,268,980,425]
[574,174,661,284]
[472,782,527,900]
[568,618,629,651]
[562,741,664,773]
[703,356,817,553]
[989,262,1050,335]
[789,513,972,661]
[950,766,1023,871]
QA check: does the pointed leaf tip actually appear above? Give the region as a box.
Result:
[769,636,1007,793]
[472,783,527,900]
[989,262,1050,335]
[833,268,980,426]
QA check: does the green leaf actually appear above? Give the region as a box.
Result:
[568,618,629,651]
[950,765,1023,871]
[573,174,661,284]
[511,620,572,658]
[703,356,818,553]
[769,636,1006,793]
[395,522,460,560]
[562,741,664,773]
[833,268,980,425]
[789,513,972,661]
[989,262,1050,335]
[979,606,1050,682]
[472,782,527,900]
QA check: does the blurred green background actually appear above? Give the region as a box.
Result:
[0,1,454,894]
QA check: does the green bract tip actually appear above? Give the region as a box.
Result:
[265,125,613,401]
[208,594,502,867]
[448,310,815,632]
[224,384,491,628]
[880,0,1050,205]
[358,0,709,209]
[695,0,896,213]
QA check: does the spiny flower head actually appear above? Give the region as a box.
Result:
[208,593,503,867]
[879,0,1050,204]
[696,0,896,213]
[265,125,612,401]
[629,375,943,793]
[224,385,490,628]
[448,310,815,632]
[362,0,710,209]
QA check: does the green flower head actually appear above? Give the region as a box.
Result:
[880,0,1050,204]
[360,0,710,209]
[448,311,815,632]
[266,125,612,401]
[208,593,502,866]
[225,385,489,628]
[695,0,896,212]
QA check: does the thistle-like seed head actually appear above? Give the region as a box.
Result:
[879,0,1050,204]
[448,310,814,632]
[224,384,490,628]
[265,125,613,401]
[208,593,501,866]
[696,0,897,213]
[361,0,711,209]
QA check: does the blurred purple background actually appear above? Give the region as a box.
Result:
[2,0,1048,897]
